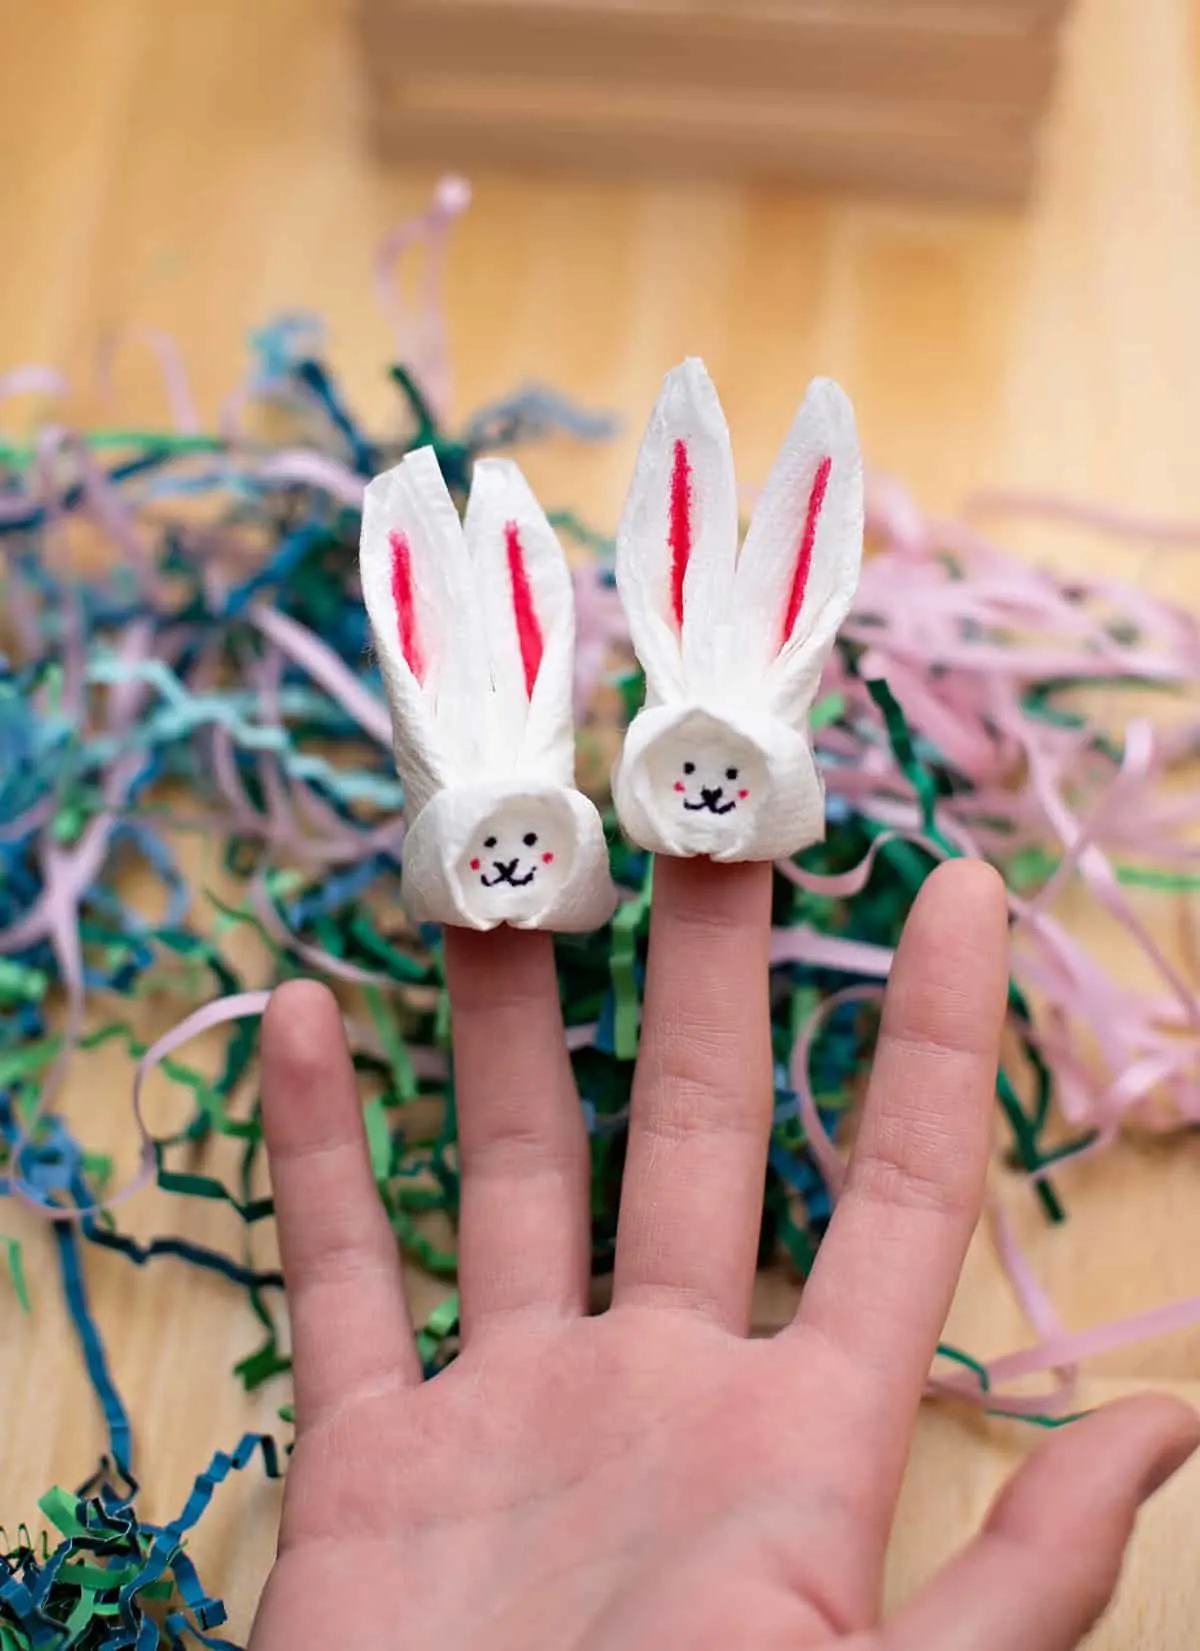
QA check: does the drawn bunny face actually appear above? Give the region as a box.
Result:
[456,795,572,923]
[613,359,863,863]
[638,709,769,855]
[359,449,617,932]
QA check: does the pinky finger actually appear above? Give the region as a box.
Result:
[261,981,422,1431]
[869,1396,1200,1651]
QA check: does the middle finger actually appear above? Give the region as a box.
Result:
[613,854,774,1330]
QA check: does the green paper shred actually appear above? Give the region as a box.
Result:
[866,677,957,857]
[2,1238,30,1312]
[416,1291,461,1370]
[610,859,653,1061]
[365,987,419,1103]
[37,1487,92,1541]
[0,960,48,1005]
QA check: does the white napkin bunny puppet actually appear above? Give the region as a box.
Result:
[360,447,617,932]
[613,359,864,862]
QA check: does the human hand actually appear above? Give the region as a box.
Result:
[249,858,1199,1651]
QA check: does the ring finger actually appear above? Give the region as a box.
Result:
[443,925,590,1341]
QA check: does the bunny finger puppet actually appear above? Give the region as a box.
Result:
[613,359,864,863]
[360,448,618,932]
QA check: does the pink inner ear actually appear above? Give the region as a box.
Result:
[505,520,544,697]
[669,438,693,629]
[780,455,832,649]
[388,530,426,682]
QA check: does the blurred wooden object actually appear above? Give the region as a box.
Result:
[359,0,1074,199]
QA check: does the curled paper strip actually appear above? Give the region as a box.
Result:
[614,358,863,861]
[359,447,618,932]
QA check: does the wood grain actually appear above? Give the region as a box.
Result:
[2,0,1200,1643]
[362,0,1062,196]
[367,76,1040,202]
[360,0,1060,106]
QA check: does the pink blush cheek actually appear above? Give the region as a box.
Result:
[470,858,481,871]
[673,782,685,793]
[542,852,554,864]
[738,789,749,800]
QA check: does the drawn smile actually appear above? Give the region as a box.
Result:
[481,860,537,888]
[684,790,737,816]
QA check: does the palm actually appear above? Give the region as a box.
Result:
[262,1317,881,1650]
[251,860,1197,1651]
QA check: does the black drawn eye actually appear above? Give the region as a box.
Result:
[523,832,538,847]
[683,762,696,775]
[726,768,739,781]
[484,835,497,849]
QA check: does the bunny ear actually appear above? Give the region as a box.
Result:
[735,377,863,700]
[360,446,485,801]
[616,359,739,698]
[464,457,576,779]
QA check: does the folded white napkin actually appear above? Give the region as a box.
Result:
[613,359,864,862]
[360,447,617,932]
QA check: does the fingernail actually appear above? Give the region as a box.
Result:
[1140,1431,1200,1503]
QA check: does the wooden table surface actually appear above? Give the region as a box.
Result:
[4,0,1200,1643]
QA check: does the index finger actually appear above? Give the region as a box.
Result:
[789,860,1009,1509]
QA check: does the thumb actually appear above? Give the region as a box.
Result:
[877,1394,1200,1651]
